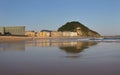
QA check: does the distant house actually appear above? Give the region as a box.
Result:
[36,32,50,37]
[51,31,62,37]
[0,27,4,35]
[0,26,25,36]
[25,31,35,37]
[62,32,77,37]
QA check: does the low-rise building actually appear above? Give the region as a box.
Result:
[0,26,25,36]
[36,31,78,37]
[51,31,62,37]
[25,31,35,37]
[36,32,50,37]
[62,32,77,37]
[62,32,71,37]
[0,27,4,35]
[70,32,78,37]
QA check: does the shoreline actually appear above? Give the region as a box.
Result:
[0,36,120,42]
[0,36,33,42]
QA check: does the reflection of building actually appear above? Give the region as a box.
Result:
[0,42,25,51]
[25,39,97,51]
[24,39,98,59]
[34,40,77,47]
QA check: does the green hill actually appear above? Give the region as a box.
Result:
[58,21,100,36]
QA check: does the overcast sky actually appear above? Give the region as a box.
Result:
[0,0,120,35]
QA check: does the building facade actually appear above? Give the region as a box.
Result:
[0,27,4,35]
[36,32,50,37]
[25,31,35,37]
[51,31,62,37]
[0,26,25,36]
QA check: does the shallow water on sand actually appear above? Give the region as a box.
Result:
[0,39,120,75]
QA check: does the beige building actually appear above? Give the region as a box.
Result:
[25,31,35,37]
[51,31,62,37]
[62,32,77,37]
[76,27,83,36]
[36,32,50,37]
[62,32,71,37]
[0,26,25,36]
[25,31,78,38]
[69,32,77,37]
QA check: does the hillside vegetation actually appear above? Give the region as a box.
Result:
[58,21,100,36]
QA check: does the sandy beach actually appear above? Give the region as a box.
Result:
[0,36,120,42]
[0,36,33,42]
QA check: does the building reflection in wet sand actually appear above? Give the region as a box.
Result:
[0,39,98,54]
[25,39,97,48]
[0,39,120,75]
[25,39,98,58]
[0,41,25,51]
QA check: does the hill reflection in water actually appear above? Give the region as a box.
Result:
[58,42,98,58]
[0,39,98,54]
[26,39,98,55]
[1,39,120,75]
[59,42,97,54]
[26,39,98,47]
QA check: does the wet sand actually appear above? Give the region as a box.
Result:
[0,39,120,75]
[0,36,33,42]
[0,36,120,42]
[0,36,90,41]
